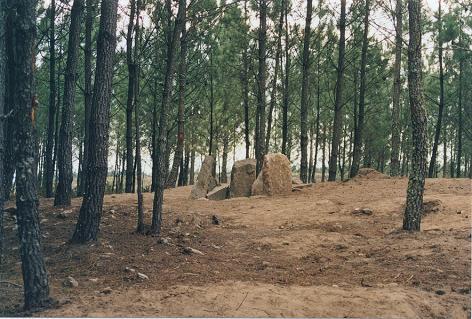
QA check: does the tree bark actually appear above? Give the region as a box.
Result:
[256,0,267,175]
[390,0,402,176]
[151,0,186,235]
[134,0,143,233]
[44,0,56,198]
[299,0,313,183]
[328,0,346,181]
[455,33,463,177]
[166,23,188,188]
[349,0,370,178]
[281,0,290,157]
[71,0,118,243]
[242,0,250,159]
[403,0,427,231]
[428,0,445,178]
[55,0,84,206]
[266,0,284,153]
[79,0,96,196]
[10,0,51,308]
[125,0,137,193]
[0,0,5,263]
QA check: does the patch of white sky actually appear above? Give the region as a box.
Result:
[41,0,443,176]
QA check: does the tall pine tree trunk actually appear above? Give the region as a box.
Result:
[134,0,144,233]
[328,0,346,181]
[349,0,370,178]
[44,0,56,198]
[428,0,444,178]
[151,0,186,235]
[166,24,188,188]
[390,0,402,176]
[72,0,118,242]
[455,37,463,177]
[256,0,267,175]
[403,0,427,231]
[10,0,51,308]
[79,0,96,196]
[125,0,137,193]
[0,0,5,264]
[55,0,84,206]
[281,0,290,157]
[299,0,313,182]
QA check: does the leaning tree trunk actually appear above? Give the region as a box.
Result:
[328,0,346,181]
[349,0,370,178]
[299,0,313,183]
[403,0,427,231]
[166,23,188,188]
[10,0,51,309]
[428,0,444,178]
[71,0,118,243]
[44,0,56,198]
[124,0,136,194]
[55,0,84,206]
[390,0,403,177]
[151,0,186,235]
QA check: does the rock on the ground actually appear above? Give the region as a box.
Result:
[189,155,217,199]
[63,276,79,288]
[251,153,292,196]
[137,272,149,280]
[229,159,256,198]
[207,185,229,200]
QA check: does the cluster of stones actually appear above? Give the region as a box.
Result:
[189,153,295,200]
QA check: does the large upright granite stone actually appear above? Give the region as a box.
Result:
[189,155,217,199]
[251,153,292,196]
[229,159,256,198]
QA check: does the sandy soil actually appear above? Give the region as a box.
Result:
[1,175,470,318]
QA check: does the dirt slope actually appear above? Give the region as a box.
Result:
[1,177,470,318]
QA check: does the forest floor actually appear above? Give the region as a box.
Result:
[1,174,471,318]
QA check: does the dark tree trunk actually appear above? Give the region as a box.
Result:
[55,0,84,206]
[281,0,289,157]
[403,0,427,231]
[321,123,327,182]
[299,0,313,183]
[428,0,444,178]
[79,0,96,196]
[71,0,118,243]
[256,0,267,175]
[125,0,136,193]
[328,0,346,181]
[166,23,188,188]
[151,0,186,235]
[242,0,250,159]
[134,0,144,233]
[209,49,214,156]
[0,0,5,263]
[390,0,402,177]
[266,0,284,153]
[311,63,321,183]
[456,41,463,177]
[44,0,56,198]
[221,137,228,183]
[189,146,195,185]
[10,0,51,308]
[349,0,370,178]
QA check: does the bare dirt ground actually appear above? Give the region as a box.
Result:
[1,175,471,318]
